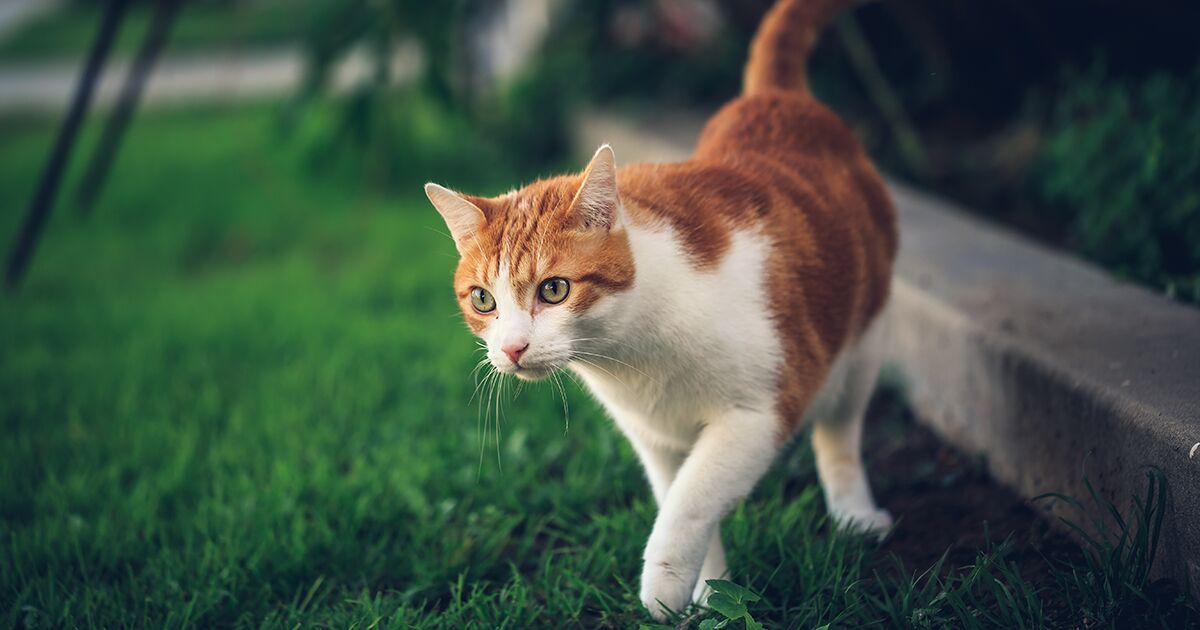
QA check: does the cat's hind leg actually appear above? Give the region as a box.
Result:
[809,313,893,537]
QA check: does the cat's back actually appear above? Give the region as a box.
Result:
[617,88,895,332]
[616,89,896,423]
[691,89,898,318]
[693,89,863,163]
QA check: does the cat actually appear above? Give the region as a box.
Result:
[425,0,896,620]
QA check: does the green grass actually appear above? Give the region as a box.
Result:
[0,103,1194,628]
[0,0,317,61]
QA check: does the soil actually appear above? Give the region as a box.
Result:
[862,388,1081,589]
[843,388,1199,628]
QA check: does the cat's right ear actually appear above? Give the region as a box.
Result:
[568,144,619,232]
[425,183,487,254]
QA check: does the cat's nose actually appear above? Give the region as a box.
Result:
[502,341,530,365]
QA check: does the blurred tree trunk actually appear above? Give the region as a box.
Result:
[6,0,128,289]
[76,0,184,216]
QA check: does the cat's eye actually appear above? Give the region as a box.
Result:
[539,278,570,304]
[470,287,496,313]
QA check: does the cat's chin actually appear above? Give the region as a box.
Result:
[512,366,554,381]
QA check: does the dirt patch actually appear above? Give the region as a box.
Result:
[863,388,1080,586]
[857,388,1200,628]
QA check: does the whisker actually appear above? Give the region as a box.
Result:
[423,225,455,243]
[477,368,498,480]
[469,357,490,382]
[570,355,631,388]
[563,336,634,345]
[571,350,657,383]
[551,371,570,434]
[562,336,642,352]
[469,373,488,405]
[493,373,506,473]
[485,371,498,474]
[562,368,587,390]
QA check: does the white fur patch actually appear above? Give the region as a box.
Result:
[571,222,783,450]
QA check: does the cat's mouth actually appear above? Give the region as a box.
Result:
[511,365,554,381]
[490,349,569,381]
[490,357,558,381]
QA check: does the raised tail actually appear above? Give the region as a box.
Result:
[742,0,853,95]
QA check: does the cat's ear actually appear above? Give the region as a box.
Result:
[568,144,619,231]
[425,183,487,253]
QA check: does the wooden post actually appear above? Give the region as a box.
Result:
[5,0,129,289]
[76,0,184,216]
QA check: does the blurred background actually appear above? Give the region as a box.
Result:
[1,0,1198,627]
[3,0,1199,294]
[2,0,1200,292]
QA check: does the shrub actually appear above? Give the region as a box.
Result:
[1036,63,1200,303]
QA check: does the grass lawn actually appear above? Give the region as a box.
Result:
[0,103,1195,628]
[0,0,316,61]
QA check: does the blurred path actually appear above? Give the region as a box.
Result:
[0,44,422,112]
[0,0,59,39]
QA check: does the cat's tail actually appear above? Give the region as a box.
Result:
[742,0,856,96]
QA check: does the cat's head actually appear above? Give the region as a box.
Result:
[425,145,635,381]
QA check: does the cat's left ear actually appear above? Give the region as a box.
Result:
[425,183,487,254]
[568,144,619,231]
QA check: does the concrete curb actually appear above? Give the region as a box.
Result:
[578,110,1200,594]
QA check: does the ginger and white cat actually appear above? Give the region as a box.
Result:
[425,0,896,620]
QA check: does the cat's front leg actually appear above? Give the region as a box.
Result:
[621,424,685,505]
[639,409,778,620]
[621,423,728,606]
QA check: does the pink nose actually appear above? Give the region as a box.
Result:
[502,341,529,365]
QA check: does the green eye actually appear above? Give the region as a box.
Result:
[470,287,496,313]
[539,278,570,304]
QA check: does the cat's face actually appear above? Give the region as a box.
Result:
[426,146,634,381]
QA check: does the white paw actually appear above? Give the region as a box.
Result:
[832,507,894,540]
[640,559,696,621]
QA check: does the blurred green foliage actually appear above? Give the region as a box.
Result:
[288,89,529,192]
[292,0,575,185]
[550,1,751,104]
[800,3,1200,304]
[299,0,458,106]
[285,0,1200,303]
[1037,64,1200,303]
[2,0,1197,301]
[290,0,754,187]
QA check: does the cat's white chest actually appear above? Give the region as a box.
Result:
[571,223,783,452]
